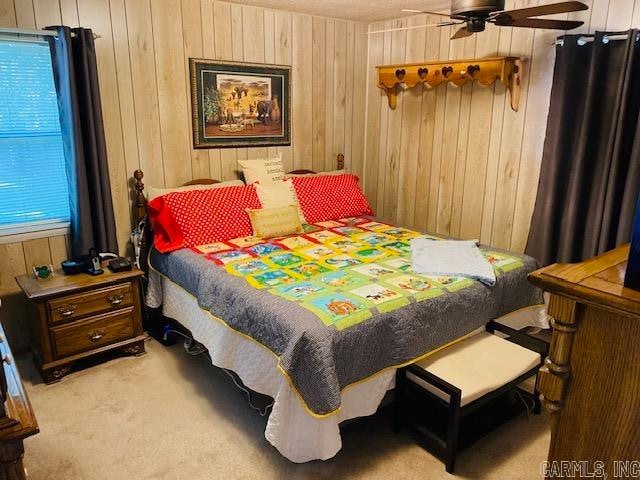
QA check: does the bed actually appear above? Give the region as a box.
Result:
[132,154,547,463]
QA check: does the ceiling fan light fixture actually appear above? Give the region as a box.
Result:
[466,18,486,33]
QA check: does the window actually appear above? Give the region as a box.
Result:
[0,38,70,241]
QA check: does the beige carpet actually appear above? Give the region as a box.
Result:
[17,338,550,480]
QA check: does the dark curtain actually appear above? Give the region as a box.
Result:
[46,26,118,257]
[526,30,640,266]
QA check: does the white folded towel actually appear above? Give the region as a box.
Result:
[410,238,497,286]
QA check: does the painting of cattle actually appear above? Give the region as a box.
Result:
[190,59,290,148]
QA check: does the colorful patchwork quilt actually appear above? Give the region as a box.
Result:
[191,218,526,330]
[149,217,543,416]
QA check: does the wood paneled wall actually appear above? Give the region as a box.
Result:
[0,0,367,349]
[363,0,640,252]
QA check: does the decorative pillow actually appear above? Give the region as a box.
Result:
[255,179,306,223]
[247,205,303,238]
[239,153,285,184]
[148,185,261,253]
[146,180,244,201]
[291,174,373,224]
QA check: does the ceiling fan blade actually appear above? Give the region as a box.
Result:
[493,18,584,30]
[451,26,474,40]
[490,1,588,21]
[367,21,461,35]
[401,8,453,18]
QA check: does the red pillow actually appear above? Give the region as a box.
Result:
[291,174,373,224]
[148,185,261,253]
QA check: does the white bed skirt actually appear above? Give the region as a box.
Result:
[147,271,396,462]
[146,270,549,463]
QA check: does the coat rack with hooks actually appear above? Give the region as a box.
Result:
[376,56,523,112]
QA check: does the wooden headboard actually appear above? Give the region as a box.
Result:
[133,153,344,225]
[131,153,345,270]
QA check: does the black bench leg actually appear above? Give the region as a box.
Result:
[445,393,462,474]
[393,369,404,434]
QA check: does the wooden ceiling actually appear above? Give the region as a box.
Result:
[222,0,450,22]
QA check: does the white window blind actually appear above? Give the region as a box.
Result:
[0,38,70,238]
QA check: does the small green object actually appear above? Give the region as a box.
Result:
[33,265,53,280]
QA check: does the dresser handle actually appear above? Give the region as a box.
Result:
[106,294,124,306]
[87,330,105,342]
[57,304,77,317]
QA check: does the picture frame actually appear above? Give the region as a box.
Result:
[189,59,291,149]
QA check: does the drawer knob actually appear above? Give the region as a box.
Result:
[106,294,124,306]
[87,330,106,342]
[57,304,77,317]
[3,354,12,366]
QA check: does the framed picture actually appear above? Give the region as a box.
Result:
[189,59,291,148]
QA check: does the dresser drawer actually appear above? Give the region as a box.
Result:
[51,308,135,358]
[48,283,133,325]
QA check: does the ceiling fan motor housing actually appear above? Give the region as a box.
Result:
[451,0,505,17]
[467,18,486,32]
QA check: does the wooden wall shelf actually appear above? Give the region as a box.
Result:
[376,56,523,112]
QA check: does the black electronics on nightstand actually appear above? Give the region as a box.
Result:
[108,257,133,273]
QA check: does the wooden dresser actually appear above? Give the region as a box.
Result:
[0,319,38,480]
[15,265,146,383]
[529,245,640,479]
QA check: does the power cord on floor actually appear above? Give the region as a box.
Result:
[514,390,536,418]
[162,328,274,417]
[219,367,273,417]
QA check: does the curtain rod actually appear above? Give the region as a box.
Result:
[0,26,100,39]
[554,32,639,46]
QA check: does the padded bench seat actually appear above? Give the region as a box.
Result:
[406,331,542,407]
[394,321,547,474]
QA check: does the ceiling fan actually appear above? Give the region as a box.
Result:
[400,0,588,39]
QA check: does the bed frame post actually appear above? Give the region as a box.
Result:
[133,170,147,225]
[132,169,151,280]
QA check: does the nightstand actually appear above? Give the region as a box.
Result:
[15,264,146,383]
[0,318,38,480]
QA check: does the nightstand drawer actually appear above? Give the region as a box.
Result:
[48,283,133,325]
[51,308,135,358]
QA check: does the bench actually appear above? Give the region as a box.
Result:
[394,321,548,473]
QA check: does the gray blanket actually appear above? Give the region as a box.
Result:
[149,243,542,416]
